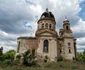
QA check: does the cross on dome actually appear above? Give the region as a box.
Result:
[65,16,68,21]
[46,8,48,12]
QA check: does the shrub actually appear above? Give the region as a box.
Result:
[45,55,48,60]
[16,54,21,60]
[44,55,48,63]
[4,59,12,65]
[3,50,16,61]
[73,57,75,60]
[23,49,37,66]
[0,55,5,61]
[11,60,20,65]
[58,56,63,61]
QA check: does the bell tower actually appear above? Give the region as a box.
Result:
[36,8,58,37]
[63,18,72,32]
[59,17,77,60]
[63,17,73,38]
[36,8,58,61]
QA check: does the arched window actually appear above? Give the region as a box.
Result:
[68,47,71,53]
[43,40,49,52]
[42,23,44,28]
[60,49,61,53]
[68,42,70,46]
[49,24,51,29]
[69,49,71,53]
[66,26,69,30]
[45,23,48,29]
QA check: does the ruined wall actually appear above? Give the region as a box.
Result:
[17,37,39,54]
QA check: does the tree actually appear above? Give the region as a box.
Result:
[3,50,16,61]
[23,49,36,66]
[82,49,85,62]
[0,47,3,56]
[78,49,85,62]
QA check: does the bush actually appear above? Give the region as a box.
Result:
[4,59,12,65]
[16,54,21,60]
[0,55,5,61]
[23,49,37,66]
[44,55,48,63]
[73,57,75,60]
[12,60,20,65]
[58,56,63,61]
[0,50,17,66]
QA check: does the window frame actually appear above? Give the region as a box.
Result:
[43,40,49,53]
[45,23,48,29]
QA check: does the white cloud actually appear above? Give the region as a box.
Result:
[0,0,85,53]
[72,18,85,33]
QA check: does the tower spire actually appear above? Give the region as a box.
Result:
[65,16,68,21]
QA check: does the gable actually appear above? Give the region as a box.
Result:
[36,29,58,37]
[40,32,53,36]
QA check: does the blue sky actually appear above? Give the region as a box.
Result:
[0,0,85,53]
[78,0,85,20]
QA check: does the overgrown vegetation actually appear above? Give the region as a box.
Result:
[0,61,85,70]
[0,48,85,70]
[0,50,16,66]
[0,48,37,67]
[57,56,63,61]
[23,49,37,66]
[44,55,48,62]
[78,49,85,62]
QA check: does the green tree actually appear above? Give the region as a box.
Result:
[0,47,3,56]
[78,49,85,62]
[82,49,85,62]
[3,50,16,60]
[23,49,36,66]
[78,53,83,62]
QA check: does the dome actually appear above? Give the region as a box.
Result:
[40,8,55,20]
[63,16,69,22]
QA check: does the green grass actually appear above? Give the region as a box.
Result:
[0,61,85,70]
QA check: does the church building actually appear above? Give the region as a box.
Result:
[16,9,77,61]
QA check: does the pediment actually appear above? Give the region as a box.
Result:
[40,32,53,36]
[35,29,58,37]
[39,31,55,36]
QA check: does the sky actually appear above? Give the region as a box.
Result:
[0,0,85,53]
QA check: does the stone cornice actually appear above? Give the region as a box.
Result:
[35,29,58,37]
[63,37,74,39]
[38,18,56,24]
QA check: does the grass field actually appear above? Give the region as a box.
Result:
[0,61,85,70]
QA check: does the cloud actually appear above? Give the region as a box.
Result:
[72,18,85,38]
[0,0,85,53]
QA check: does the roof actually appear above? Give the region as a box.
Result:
[38,8,55,22]
[17,37,37,40]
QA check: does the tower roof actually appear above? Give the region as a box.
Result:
[63,16,69,22]
[40,8,55,21]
